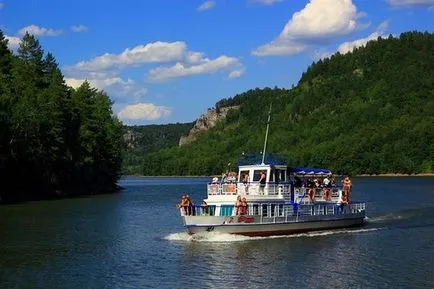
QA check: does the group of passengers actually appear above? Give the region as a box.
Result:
[294,176,336,189]
[295,175,352,204]
[176,195,194,215]
[234,195,248,215]
[176,195,213,216]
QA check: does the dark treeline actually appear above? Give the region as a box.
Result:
[139,31,434,176]
[122,122,194,175]
[0,31,123,202]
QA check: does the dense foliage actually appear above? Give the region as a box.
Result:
[141,31,434,176]
[122,122,193,175]
[0,31,123,202]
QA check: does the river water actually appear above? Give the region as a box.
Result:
[1,177,434,289]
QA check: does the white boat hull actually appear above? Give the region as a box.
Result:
[183,212,365,237]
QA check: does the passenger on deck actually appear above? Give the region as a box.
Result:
[259,171,266,193]
[343,176,352,203]
[185,195,193,215]
[323,176,331,187]
[323,187,332,201]
[308,187,316,203]
[314,178,320,188]
[337,189,348,212]
[210,177,219,194]
[235,196,243,215]
[222,170,229,183]
[242,173,250,193]
[294,176,302,188]
[177,195,190,215]
[201,200,210,216]
[240,197,248,215]
[176,195,184,209]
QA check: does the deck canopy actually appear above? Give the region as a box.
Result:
[289,167,332,175]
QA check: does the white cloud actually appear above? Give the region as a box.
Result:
[337,20,389,54]
[5,35,21,50]
[66,41,244,82]
[71,25,88,33]
[64,40,244,118]
[18,24,63,37]
[312,50,333,61]
[147,55,243,81]
[252,40,306,56]
[72,41,186,71]
[118,103,172,121]
[313,21,389,60]
[337,31,384,54]
[228,69,245,79]
[387,0,434,6]
[252,0,364,56]
[65,77,147,102]
[197,0,215,11]
[281,0,358,39]
[249,0,283,5]
[186,51,205,64]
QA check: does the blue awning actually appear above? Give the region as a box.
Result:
[290,167,332,175]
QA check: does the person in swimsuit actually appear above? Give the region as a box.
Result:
[235,196,243,215]
[343,176,352,203]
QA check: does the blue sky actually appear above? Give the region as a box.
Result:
[1,0,433,125]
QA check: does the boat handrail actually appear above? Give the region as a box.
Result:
[207,182,291,196]
[179,202,365,218]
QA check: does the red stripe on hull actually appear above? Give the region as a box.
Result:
[231,223,365,237]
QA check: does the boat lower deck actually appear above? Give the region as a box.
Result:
[181,202,366,236]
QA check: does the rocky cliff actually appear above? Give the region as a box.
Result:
[179,106,239,146]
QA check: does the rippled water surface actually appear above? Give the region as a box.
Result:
[1,176,434,289]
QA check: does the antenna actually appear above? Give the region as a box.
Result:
[261,103,272,165]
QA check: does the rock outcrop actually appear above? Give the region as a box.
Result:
[179,106,239,146]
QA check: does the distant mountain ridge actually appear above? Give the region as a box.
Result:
[179,106,239,146]
[122,122,193,175]
[125,31,434,176]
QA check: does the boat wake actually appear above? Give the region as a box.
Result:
[366,206,434,225]
[365,214,404,223]
[164,227,381,243]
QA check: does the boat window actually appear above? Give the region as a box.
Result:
[270,204,275,217]
[253,170,265,181]
[278,204,284,216]
[272,169,286,183]
[239,170,249,182]
[280,170,286,182]
[253,204,259,215]
[262,204,268,217]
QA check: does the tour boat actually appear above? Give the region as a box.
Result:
[177,106,366,237]
[177,159,366,237]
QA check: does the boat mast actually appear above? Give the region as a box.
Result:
[261,103,272,165]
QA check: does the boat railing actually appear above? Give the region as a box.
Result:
[294,187,343,203]
[180,202,365,219]
[179,205,217,216]
[207,182,291,197]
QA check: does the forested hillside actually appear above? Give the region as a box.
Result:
[141,31,434,176]
[122,122,193,175]
[0,31,123,202]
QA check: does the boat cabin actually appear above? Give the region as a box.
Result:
[206,159,341,206]
[206,162,292,204]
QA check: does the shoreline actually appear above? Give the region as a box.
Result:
[357,173,434,177]
[122,173,434,178]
